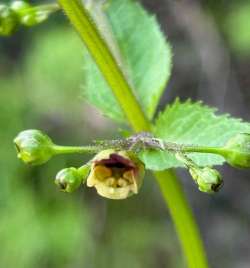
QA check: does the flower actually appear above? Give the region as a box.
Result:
[86,149,145,199]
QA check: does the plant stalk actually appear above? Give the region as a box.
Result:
[53,145,100,155]
[57,0,209,267]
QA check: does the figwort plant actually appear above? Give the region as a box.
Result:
[2,1,250,267]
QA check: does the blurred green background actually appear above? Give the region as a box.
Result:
[1,1,250,268]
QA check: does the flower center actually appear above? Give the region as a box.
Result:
[94,153,136,188]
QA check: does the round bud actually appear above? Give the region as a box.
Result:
[189,167,223,193]
[14,129,54,165]
[55,167,82,193]
[0,4,18,36]
[86,149,145,199]
[223,133,250,168]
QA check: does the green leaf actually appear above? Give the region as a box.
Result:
[82,0,172,122]
[139,99,250,170]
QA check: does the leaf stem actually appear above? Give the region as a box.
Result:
[57,1,209,267]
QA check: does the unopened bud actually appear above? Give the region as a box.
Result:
[14,129,54,165]
[55,167,83,193]
[223,133,250,168]
[189,166,223,193]
[86,149,145,200]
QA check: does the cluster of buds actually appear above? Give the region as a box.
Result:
[0,1,59,36]
[13,129,250,197]
[14,130,145,199]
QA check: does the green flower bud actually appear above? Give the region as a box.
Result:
[223,133,250,168]
[189,166,223,193]
[86,149,145,200]
[55,167,83,193]
[0,4,18,36]
[11,1,50,27]
[14,129,54,165]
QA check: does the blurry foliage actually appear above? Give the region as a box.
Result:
[23,26,84,114]
[223,2,250,56]
[0,43,92,267]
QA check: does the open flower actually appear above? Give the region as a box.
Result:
[87,149,145,200]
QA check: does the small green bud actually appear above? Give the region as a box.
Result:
[55,167,83,193]
[223,133,250,168]
[189,166,223,193]
[0,4,18,36]
[14,129,54,165]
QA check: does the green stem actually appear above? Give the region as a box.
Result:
[183,145,225,156]
[155,170,208,268]
[57,1,209,267]
[53,145,100,155]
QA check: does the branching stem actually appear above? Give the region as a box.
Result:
[52,134,227,161]
[57,1,209,267]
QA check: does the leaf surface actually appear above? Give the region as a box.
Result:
[82,0,172,122]
[139,99,250,170]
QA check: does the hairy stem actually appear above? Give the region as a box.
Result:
[53,145,100,155]
[57,1,209,267]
